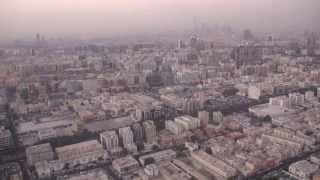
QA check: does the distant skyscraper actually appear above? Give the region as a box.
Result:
[31,49,36,56]
[243,29,254,41]
[36,33,41,42]
[231,45,263,68]
[178,40,186,49]
[189,35,198,49]
[307,32,317,56]
[289,42,301,56]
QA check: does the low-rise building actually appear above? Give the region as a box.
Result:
[262,133,304,151]
[158,161,192,180]
[190,150,238,179]
[59,168,110,180]
[55,140,109,166]
[0,162,23,180]
[172,159,210,180]
[26,143,55,166]
[139,149,177,166]
[144,164,159,177]
[289,160,318,179]
[112,155,140,175]
[269,96,289,108]
[16,118,74,146]
[35,160,65,178]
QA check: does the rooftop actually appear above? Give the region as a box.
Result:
[56,140,103,154]
[112,155,139,167]
[249,104,293,117]
[84,116,135,133]
[16,119,73,134]
[62,169,110,180]
[26,143,53,154]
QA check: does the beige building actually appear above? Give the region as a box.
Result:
[174,115,201,130]
[248,85,261,100]
[191,150,238,179]
[16,118,74,146]
[165,120,184,135]
[55,140,109,165]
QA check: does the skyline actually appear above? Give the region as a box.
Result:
[1,0,320,41]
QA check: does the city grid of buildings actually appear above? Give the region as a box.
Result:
[0,29,320,180]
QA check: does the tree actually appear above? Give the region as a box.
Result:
[205,147,213,155]
[64,163,70,170]
[151,145,159,151]
[263,115,272,123]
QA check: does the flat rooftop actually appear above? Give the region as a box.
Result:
[249,104,295,117]
[16,119,73,134]
[84,116,135,133]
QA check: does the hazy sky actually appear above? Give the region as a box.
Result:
[0,0,319,41]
